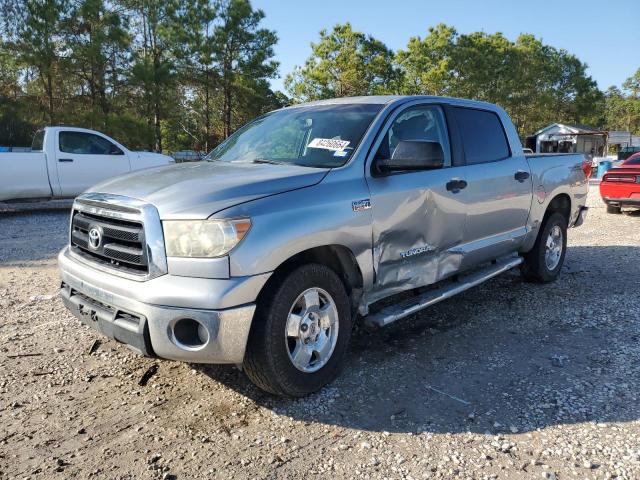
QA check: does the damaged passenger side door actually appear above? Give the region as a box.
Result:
[366,102,468,302]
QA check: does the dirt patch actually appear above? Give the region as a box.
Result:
[1,189,639,479]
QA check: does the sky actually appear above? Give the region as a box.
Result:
[252,0,640,94]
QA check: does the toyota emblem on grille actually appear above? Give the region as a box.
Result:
[88,226,102,250]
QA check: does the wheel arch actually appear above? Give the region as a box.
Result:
[544,193,571,225]
[257,244,364,316]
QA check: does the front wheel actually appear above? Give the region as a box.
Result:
[243,263,352,396]
[521,212,567,283]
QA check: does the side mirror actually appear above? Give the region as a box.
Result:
[375,140,444,174]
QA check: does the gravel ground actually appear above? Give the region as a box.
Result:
[1,187,639,480]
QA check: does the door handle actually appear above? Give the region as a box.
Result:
[58,158,73,162]
[446,179,468,193]
[514,170,530,182]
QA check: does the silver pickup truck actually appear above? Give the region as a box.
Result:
[58,96,589,396]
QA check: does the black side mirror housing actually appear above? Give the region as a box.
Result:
[375,140,444,174]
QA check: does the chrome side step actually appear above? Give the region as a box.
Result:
[364,256,524,328]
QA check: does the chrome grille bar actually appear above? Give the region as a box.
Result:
[68,193,168,281]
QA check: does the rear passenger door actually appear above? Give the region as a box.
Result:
[451,107,533,267]
[56,130,131,197]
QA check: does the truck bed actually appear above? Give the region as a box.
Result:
[0,152,52,202]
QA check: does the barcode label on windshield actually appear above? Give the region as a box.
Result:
[308,138,350,151]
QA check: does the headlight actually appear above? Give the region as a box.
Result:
[163,219,251,258]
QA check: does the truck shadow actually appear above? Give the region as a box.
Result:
[197,244,640,434]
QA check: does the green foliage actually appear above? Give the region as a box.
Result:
[0,7,636,149]
[605,69,640,135]
[1,0,69,124]
[64,0,131,130]
[213,0,279,137]
[396,24,456,96]
[0,0,280,150]
[286,22,612,139]
[396,26,605,136]
[0,43,33,145]
[285,23,399,102]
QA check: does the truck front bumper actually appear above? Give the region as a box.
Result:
[58,247,271,364]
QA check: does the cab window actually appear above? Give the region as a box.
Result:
[375,105,451,168]
[452,108,510,164]
[59,131,123,155]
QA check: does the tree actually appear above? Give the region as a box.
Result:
[605,69,640,135]
[64,0,130,129]
[1,0,69,124]
[285,23,399,103]
[213,0,278,138]
[0,42,33,145]
[395,25,604,137]
[170,0,218,150]
[122,0,179,151]
[396,24,456,96]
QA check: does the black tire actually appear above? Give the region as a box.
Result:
[606,204,622,214]
[243,263,352,397]
[520,212,567,283]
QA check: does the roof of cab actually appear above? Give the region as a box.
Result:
[288,95,501,111]
[299,95,403,105]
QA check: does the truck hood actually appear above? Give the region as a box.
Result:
[88,161,329,219]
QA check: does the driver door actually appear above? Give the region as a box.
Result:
[366,103,468,301]
[55,130,131,197]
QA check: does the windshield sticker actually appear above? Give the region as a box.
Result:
[333,148,352,158]
[308,138,350,151]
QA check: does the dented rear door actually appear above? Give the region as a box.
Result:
[365,103,469,303]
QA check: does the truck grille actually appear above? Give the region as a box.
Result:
[70,211,148,275]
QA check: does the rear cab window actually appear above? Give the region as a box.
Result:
[452,107,511,164]
[31,130,45,151]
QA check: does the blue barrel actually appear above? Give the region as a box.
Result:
[597,160,612,179]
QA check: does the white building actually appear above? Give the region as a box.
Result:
[525,123,607,156]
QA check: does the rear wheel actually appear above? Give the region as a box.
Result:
[521,212,567,283]
[243,263,352,396]
[606,204,622,214]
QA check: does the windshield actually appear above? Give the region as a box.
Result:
[206,103,382,168]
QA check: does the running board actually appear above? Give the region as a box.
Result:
[364,256,524,328]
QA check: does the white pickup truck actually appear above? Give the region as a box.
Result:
[0,127,174,203]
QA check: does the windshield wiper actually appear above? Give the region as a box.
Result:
[251,159,287,165]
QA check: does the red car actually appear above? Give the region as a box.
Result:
[600,152,640,214]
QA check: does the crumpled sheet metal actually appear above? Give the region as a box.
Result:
[366,187,466,305]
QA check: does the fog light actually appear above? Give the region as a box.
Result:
[171,318,209,349]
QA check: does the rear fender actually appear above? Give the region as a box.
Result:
[521,156,587,252]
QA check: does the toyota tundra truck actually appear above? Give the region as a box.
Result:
[58,96,590,396]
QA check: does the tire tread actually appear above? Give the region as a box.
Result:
[243,263,351,397]
[521,212,567,283]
